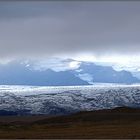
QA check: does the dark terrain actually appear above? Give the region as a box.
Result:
[0,107,140,139]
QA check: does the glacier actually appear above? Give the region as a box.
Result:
[0,84,140,115]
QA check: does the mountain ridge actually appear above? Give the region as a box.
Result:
[0,60,139,86]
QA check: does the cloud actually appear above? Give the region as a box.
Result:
[0,1,140,60]
[26,58,80,72]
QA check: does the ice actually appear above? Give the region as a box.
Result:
[0,84,140,115]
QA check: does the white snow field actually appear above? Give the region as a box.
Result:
[0,84,140,115]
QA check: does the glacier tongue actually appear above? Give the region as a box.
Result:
[0,84,140,115]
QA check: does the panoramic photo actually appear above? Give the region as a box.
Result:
[0,1,140,139]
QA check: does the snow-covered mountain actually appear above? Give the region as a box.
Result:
[0,85,140,115]
[74,62,140,84]
[0,61,88,86]
[0,59,139,86]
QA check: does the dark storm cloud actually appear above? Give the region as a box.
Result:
[0,1,140,59]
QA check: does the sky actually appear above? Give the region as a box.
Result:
[1,1,140,70]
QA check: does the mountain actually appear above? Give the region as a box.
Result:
[74,62,140,84]
[0,61,88,86]
[0,60,139,86]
